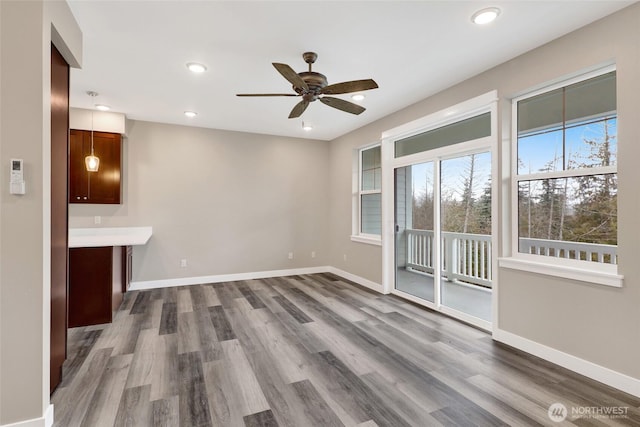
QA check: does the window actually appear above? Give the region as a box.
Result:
[352,144,381,243]
[514,70,617,270]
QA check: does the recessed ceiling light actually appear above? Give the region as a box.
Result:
[471,7,500,25]
[184,111,198,118]
[95,104,110,111]
[351,94,365,102]
[302,121,313,131]
[186,62,207,73]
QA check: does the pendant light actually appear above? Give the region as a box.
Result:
[85,91,100,172]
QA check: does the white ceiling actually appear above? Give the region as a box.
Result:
[68,1,633,141]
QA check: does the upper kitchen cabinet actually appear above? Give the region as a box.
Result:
[69,129,122,204]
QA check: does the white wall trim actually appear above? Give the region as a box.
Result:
[129,266,331,290]
[130,265,384,294]
[0,404,54,427]
[493,328,640,398]
[326,267,383,293]
[498,257,623,288]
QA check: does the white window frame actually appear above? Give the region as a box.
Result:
[500,64,623,288]
[351,142,382,245]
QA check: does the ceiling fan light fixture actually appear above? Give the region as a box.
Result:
[184,111,198,118]
[186,62,207,73]
[302,121,313,131]
[351,94,365,102]
[472,7,500,25]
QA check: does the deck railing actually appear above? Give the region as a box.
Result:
[519,237,617,264]
[405,230,617,288]
[406,229,492,288]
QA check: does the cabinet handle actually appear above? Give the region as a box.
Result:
[83,197,88,200]
[76,196,80,200]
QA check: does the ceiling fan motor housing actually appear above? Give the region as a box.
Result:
[295,72,328,102]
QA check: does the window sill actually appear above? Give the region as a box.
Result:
[498,257,623,288]
[350,235,382,246]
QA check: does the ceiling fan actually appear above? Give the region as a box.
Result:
[236,52,379,119]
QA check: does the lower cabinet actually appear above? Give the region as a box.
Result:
[69,245,131,327]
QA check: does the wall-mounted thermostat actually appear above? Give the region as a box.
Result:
[10,159,25,195]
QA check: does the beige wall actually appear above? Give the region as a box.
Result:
[328,4,640,380]
[69,121,330,283]
[0,0,82,424]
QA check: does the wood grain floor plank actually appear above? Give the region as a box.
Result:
[125,328,156,389]
[150,334,179,402]
[202,359,244,427]
[52,347,113,427]
[272,294,313,324]
[129,291,150,315]
[177,287,194,313]
[221,304,332,427]
[202,284,222,307]
[214,282,243,308]
[238,281,268,309]
[113,384,152,427]
[209,305,236,342]
[54,275,640,427]
[243,409,279,427]
[81,353,133,427]
[313,350,412,427]
[177,311,201,354]
[159,302,177,335]
[152,396,179,427]
[429,369,549,427]
[289,379,345,427]
[58,328,103,388]
[221,339,271,416]
[271,310,327,354]
[360,371,442,426]
[139,297,164,331]
[178,351,213,427]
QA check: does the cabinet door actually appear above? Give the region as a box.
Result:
[69,130,122,204]
[69,247,113,327]
[88,131,121,204]
[69,129,89,202]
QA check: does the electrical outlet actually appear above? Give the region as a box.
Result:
[311,251,316,258]
[343,254,347,262]
[94,216,101,225]
[180,259,187,268]
[288,252,294,260]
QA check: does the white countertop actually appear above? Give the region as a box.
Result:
[69,226,153,248]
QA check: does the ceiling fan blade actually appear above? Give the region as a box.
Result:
[236,93,298,97]
[320,97,366,115]
[321,79,378,95]
[273,63,309,92]
[288,100,309,119]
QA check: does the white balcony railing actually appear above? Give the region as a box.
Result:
[405,229,618,289]
[405,229,492,288]
[519,237,617,264]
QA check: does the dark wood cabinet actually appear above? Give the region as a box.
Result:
[69,245,131,327]
[69,129,122,204]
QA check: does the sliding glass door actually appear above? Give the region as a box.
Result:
[439,152,492,322]
[393,150,493,326]
[395,161,435,302]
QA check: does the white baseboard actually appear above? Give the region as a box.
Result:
[493,328,640,398]
[326,267,383,293]
[129,266,330,290]
[0,405,53,427]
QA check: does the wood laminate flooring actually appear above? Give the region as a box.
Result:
[52,273,640,426]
